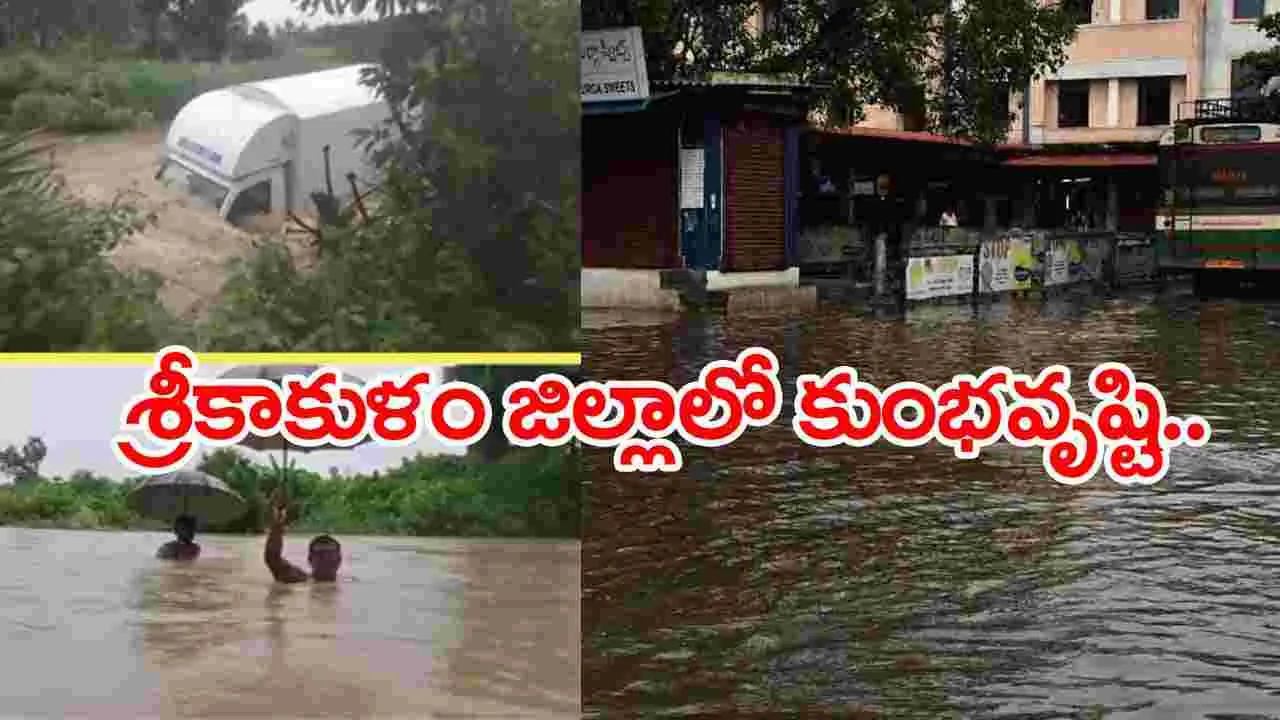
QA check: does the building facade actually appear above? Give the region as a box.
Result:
[751,0,1280,136]
[844,0,1279,141]
[1201,0,1278,98]
[1013,0,1200,144]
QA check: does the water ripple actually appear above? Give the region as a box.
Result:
[584,291,1280,718]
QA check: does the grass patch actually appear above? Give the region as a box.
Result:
[0,48,350,133]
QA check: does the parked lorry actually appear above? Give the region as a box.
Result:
[156,64,390,228]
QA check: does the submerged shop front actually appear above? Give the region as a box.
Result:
[796,127,1001,295]
[900,146,1161,301]
[582,32,819,308]
[998,149,1160,232]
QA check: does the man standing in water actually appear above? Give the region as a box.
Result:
[156,514,200,560]
[264,490,342,584]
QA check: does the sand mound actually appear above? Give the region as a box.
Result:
[43,130,312,320]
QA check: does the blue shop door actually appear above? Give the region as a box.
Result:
[681,207,706,267]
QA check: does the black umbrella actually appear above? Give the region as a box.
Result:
[128,470,247,526]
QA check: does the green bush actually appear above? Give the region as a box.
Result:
[0,130,182,350]
[0,446,577,539]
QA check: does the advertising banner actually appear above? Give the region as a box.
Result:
[1071,236,1107,283]
[906,254,974,301]
[1043,236,1073,286]
[977,234,1037,293]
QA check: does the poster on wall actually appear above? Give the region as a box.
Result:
[977,234,1036,293]
[680,148,705,209]
[906,254,974,301]
[1043,237,1075,286]
[1070,236,1107,283]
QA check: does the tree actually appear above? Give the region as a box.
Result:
[1234,13,1280,96]
[582,0,1078,145]
[200,0,578,351]
[164,0,245,60]
[229,17,277,60]
[0,436,47,485]
[137,0,170,55]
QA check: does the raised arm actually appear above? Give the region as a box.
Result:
[265,490,308,583]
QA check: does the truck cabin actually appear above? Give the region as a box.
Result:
[156,65,385,233]
[156,154,281,232]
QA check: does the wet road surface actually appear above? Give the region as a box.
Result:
[583,287,1280,718]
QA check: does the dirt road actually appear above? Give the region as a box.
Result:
[45,130,301,319]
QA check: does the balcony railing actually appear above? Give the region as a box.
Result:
[1177,96,1280,125]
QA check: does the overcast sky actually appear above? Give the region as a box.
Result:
[242,0,379,27]
[1,364,467,482]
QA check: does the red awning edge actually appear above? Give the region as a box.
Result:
[1002,153,1157,168]
[813,126,976,146]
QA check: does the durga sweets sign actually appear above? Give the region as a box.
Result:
[581,27,649,104]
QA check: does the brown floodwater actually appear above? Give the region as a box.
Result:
[0,528,579,718]
[583,286,1280,718]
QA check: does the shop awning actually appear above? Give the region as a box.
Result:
[1002,153,1157,167]
[815,126,976,146]
[582,91,680,116]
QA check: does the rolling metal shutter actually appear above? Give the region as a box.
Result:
[724,122,786,272]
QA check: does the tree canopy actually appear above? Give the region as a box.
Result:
[1234,13,1280,96]
[582,0,1079,144]
[199,0,578,351]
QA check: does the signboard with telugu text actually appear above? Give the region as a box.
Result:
[581,27,650,103]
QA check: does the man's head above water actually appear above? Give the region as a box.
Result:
[307,534,342,581]
[174,514,197,543]
[264,488,342,583]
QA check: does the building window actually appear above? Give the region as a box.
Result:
[1146,0,1179,19]
[1234,0,1263,19]
[1057,80,1090,128]
[1063,0,1093,24]
[1137,77,1172,126]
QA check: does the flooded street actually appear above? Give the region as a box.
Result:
[0,529,579,718]
[45,131,311,318]
[583,288,1280,718]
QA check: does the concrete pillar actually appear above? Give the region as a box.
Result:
[1106,177,1119,232]
[1020,182,1037,227]
[1106,79,1120,127]
[983,195,999,230]
[874,231,887,296]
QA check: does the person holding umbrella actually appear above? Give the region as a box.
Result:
[156,514,201,560]
[129,470,247,561]
[264,488,342,584]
